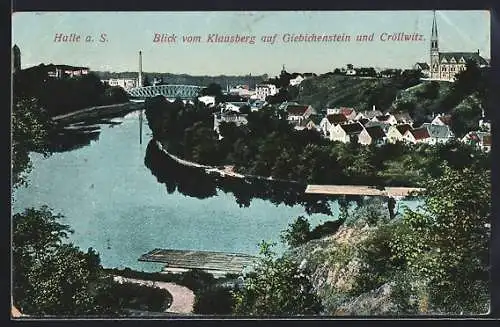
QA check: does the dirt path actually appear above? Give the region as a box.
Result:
[113,276,195,314]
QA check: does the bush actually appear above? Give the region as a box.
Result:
[193,287,235,314]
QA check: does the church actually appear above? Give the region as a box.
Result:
[428,11,489,81]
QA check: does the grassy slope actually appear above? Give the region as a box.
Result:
[297,74,455,114]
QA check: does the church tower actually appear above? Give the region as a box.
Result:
[430,11,440,79]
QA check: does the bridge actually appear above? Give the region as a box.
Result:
[127,84,204,100]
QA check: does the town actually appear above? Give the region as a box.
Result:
[12,10,491,318]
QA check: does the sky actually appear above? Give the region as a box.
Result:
[12,11,490,76]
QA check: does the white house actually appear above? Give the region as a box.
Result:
[198,95,216,107]
[108,78,138,90]
[319,114,348,137]
[255,83,278,100]
[431,113,452,126]
[386,124,412,143]
[329,122,365,143]
[422,123,454,144]
[393,112,414,126]
[371,114,398,125]
[354,106,383,121]
[358,125,386,146]
[213,111,248,136]
[286,104,316,123]
[403,127,431,144]
[289,74,305,86]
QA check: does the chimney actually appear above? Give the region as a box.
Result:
[138,51,143,87]
[477,49,480,55]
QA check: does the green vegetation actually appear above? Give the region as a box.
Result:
[232,241,323,315]
[11,97,53,188]
[390,166,490,314]
[285,166,490,315]
[145,95,489,187]
[13,68,129,117]
[12,207,170,316]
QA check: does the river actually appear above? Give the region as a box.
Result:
[12,110,420,273]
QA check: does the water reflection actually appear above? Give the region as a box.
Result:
[47,119,122,153]
[144,139,367,217]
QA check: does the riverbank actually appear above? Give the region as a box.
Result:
[155,140,423,198]
[52,102,144,125]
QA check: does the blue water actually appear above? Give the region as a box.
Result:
[13,111,359,272]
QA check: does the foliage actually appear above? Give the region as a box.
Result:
[232,241,323,315]
[12,206,119,315]
[194,286,235,314]
[107,282,170,312]
[390,166,490,314]
[11,97,53,188]
[14,70,128,117]
[281,216,311,248]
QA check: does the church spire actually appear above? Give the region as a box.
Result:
[431,10,438,51]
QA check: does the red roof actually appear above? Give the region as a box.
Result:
[339,107,355,116]
[287,105,309,115]
[411,127,430,140]
[396,124,412,135]
[327,114,348,124]
[437,115,452,126]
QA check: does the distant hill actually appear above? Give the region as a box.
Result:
[297,74,425,112]
[93,71,268,89]
[293,69,487,137]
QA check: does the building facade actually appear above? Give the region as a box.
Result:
[255,84,277,100]
[429,11,489,81]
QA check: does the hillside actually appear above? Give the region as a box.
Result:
[297,74,443,113]
[295,71,486,136]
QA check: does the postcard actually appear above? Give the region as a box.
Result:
[11,10,491,318]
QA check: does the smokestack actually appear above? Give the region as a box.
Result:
[138,51,143,87]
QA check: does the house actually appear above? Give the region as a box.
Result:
[386,124,413,143]
[198,95,216,107]
[364,120,391,133]
[359,125,386,146]
[46,64,90,78]
[461,131,491,152]
[289,74,305,86]
[213,111,248,136]
[371,114,398,125]
[286,104,316,123]
[354,106,383,121]
[423,123,454,144]
[295,114,322,132]
[479,116,491,132]
[329,122,365,143]
[403,127,431,144]
[108,78,138,90]
[221,102,249,113]
[255,83,277,100]
[393,112,414,125]
[431,113,452,126]
[326,107,356,120]
[346,69,357,76]
[319,114,348,136]
[414,62,430,77]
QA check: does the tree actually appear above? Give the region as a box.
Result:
[12,97,53,188]
[390,166,490,314]
[233,241,323,315]
[194,287,235,314]
[281,216,311,248]
[143,75,151,87]
[12,206,121,315]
